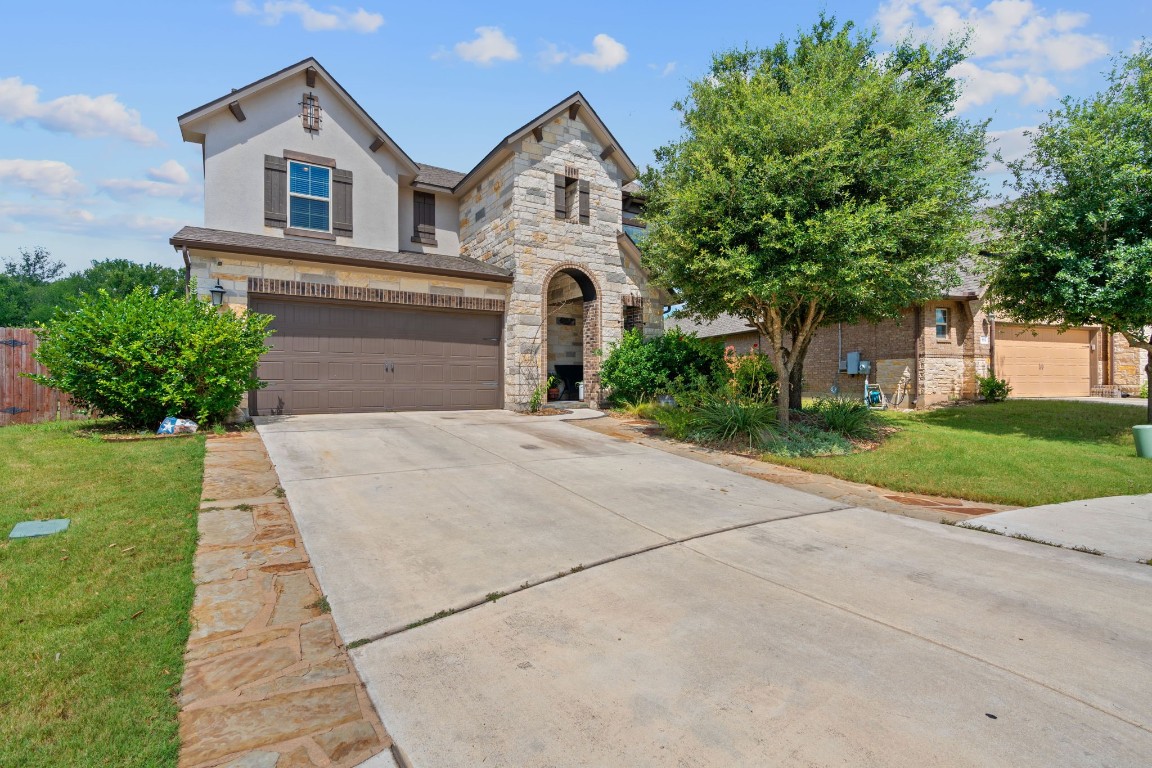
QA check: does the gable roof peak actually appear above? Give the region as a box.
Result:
[176,57,419,176]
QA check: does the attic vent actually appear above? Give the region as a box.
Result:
[300,92,322,133]
[564,165,580,179]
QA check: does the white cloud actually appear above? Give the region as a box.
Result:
[146,160,190,185]
[0,159,85,198]
[98,178,201,204]
[0,77,159,145]
[454,27,520,65]
[986,125,1036,173]
[233,0,383,33]
[571,34,629,72]
[0,200,182,238]
[952,61,1058,110]
[538,42,568,68]
[661,62,677,77]
[875,1,1109,112]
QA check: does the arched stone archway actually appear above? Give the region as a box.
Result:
[541,263,601,405]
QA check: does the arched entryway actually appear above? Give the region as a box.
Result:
[542,265,600,405]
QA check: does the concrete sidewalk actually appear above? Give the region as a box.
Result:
[962,494,1152,563]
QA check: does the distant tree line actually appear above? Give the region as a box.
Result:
[0,246,184,326]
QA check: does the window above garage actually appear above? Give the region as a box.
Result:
[289,161,331,232]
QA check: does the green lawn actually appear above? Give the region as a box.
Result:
[772,401,1151,506]
[0,421,204,767]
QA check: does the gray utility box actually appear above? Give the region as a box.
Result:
[845,352,872,375]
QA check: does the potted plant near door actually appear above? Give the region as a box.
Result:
[547,375,560,402]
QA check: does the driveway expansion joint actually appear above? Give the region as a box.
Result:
[346,504,853,649]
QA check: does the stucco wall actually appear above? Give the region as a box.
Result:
[397,187,461,257]
[197,74,404,252]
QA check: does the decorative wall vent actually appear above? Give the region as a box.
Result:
[564,165,580,179]
[300,92,323,132]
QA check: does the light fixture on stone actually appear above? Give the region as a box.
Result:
[209,281,226,307]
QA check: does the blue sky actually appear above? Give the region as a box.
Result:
[1,0,1148,272]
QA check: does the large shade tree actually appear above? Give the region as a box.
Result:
[640,17,987,424]
[988,45,1152,423]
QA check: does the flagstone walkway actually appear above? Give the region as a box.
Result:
[179,431,392,768]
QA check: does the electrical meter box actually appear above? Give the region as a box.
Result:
[858,360,872,375]
[846,351,861,374]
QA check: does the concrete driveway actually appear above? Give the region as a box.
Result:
[258,410,1152,767]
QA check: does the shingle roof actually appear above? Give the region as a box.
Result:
[415,163,466,189]
[946,256,987,298]
[667,313,758,339]
[170,226,513,282]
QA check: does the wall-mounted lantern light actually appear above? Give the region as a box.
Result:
[209,281,226,307]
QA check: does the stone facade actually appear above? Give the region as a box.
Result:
[460,111,656,407]
[189,250,509,312]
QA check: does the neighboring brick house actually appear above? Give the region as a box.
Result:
[170,58,665,415]
[670,266,1147,407]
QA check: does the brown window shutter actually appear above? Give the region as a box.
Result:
[554,173,567,219]
[264,155,287,228]
[333,168,353,237]
[412,191,437,244]
[579,180,590,225]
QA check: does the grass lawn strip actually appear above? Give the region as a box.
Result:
[771,401,1151,507]
[0,420,203,767]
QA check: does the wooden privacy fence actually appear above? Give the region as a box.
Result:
[0,327,82,426]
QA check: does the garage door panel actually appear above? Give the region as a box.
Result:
[292,361,320,381]
[250,297,502,415]
[995,325,1090,397]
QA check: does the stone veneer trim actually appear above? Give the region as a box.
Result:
[247,277,506,313]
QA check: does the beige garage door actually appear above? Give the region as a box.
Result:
[995,325,1090,397]
[249,297,502,415]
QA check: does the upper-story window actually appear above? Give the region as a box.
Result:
[412,191,437,246]
[935,308,950,340]
[288,161,331,232]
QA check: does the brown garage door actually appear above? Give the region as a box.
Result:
[249,297,502,415]
[995,324,1090,397]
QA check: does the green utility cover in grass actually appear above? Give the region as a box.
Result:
[9,519,70,539]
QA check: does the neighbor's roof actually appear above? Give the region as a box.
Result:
[177,57,421,177]
[170,226,513,283]
[667,313,758,339]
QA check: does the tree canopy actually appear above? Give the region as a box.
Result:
[0,250,184,327]
[639,16,987,423]
[987,45,1152,422]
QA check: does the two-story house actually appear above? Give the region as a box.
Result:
[171,58,665,416]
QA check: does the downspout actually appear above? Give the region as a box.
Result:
[1108,327,1116,387]
[912,306,922,408]
[179,246,192,298]
[989,314,997,378]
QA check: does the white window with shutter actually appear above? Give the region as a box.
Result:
[288,161,331,232]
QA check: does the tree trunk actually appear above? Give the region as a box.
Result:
[789,361,804,411]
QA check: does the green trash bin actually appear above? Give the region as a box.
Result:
[1135,425,1152,459]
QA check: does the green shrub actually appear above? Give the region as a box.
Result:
[599,328,725,403]
[688,395,776,450]
[977,373,1012,402]
[648,405,697,440]
[810,397,877,438]
[724,347,778,402]
[1141,382,1148,399]
[761,423,854,457]
[29,287,273,428]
